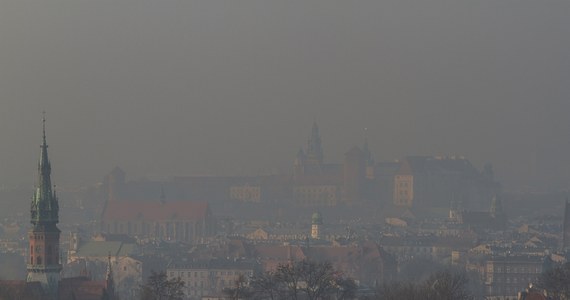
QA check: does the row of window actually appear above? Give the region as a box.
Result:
[489,266,541,274]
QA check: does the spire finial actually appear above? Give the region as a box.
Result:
[42,111,46,144]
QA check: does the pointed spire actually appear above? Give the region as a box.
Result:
[106,252,115,299]
[31,113,58,226]
[306,122,323,164]
[362,128,374,165]
[42,111,47,146]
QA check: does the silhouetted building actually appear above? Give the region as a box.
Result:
[393,156,498,214]
[484,256,544,299]
[101,200,215,243]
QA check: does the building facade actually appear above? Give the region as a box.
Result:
[393,156,499,213]
[102,200,215,243]
[484,256,544,299]
[167,259,256,300]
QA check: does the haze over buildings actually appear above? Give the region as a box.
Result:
[1,0,570,192]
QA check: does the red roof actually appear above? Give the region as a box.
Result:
[59,277,107,300]
[103,200,209,221]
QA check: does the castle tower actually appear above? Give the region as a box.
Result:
[27,116,62,297]
[311,212,323,239]
[105,166,125,202]
[305,122,323,165]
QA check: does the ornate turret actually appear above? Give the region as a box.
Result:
[306,122,323,165]
[27,115,62,298]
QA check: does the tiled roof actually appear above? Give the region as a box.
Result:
[253,245,306,261]
[103,200,209,221]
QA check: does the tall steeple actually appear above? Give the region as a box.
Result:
[27,114,62,298]
[31,113,59,226]
[362,128,374,166]
[306,122,323,165]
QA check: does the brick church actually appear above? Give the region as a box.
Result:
[0,117,115,300]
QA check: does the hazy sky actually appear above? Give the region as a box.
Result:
[1,0,569,190]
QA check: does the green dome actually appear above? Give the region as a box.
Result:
[312,212,323,224]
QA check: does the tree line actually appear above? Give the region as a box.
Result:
[139,260,570,300]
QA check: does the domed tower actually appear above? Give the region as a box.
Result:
[311,212,323,239]
[27,115,62,297]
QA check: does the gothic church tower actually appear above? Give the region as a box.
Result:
[27,116,61,297]
[306,122,324,165]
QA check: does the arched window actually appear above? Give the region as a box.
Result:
[30,256,34,264]
[37,256,42,265]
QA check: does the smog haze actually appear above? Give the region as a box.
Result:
[1,0,569,191]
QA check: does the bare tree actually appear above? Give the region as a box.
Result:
[140,270,184,300]
[423,271,473,300]
[376,270,472,300]
[539,262,570,300]
[223,273,253,300]
[376,282,423,300]
[250,260,356,300]
[250,271,282,300]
